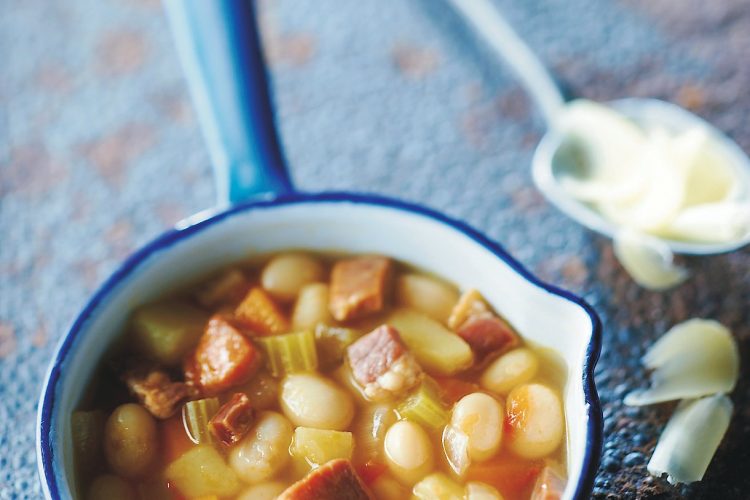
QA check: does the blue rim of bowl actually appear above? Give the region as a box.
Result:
[37,191,603,499]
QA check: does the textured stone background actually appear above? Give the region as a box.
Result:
[1,0,749,498]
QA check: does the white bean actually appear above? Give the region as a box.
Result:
[237,481,287,500]
[384,420,434,485]
[451,392,503,462]
[280,373,354,430]
[370,474,410,499]
[506,383,564,459]
[466,481,503,500]
[103,404,157,478]
[261,253,324,302]
[292,283,332,330]
[480,348,539,395]
[395,273,459,324]
[87,474,135,500]
[229,411,293,483]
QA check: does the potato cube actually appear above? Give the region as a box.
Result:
[131,301,208,366]
[165,445,241,498]
[291,427,354,467]
[386,309,473,375]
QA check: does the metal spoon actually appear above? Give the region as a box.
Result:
[447,0,750,255]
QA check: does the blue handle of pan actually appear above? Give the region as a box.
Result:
[164,0,293,204]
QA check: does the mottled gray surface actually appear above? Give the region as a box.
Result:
[2,0,749,498]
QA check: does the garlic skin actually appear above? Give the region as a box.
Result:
[625,319,739,406]
[648,395,733,485]
[613,230,689,291]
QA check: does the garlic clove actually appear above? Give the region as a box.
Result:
[613,229,689,291]
[625,319,739,406]
[648,395,733,485]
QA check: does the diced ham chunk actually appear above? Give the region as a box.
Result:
[531,465,567,500]
[209,392,255,446]
[278,459,373,500]
[234,287,289,335]
[185,316,262,396]
[449,289,519,360]
[457,314,519,360]
[122,365,189,419]
[347,325,422,401]
[329,256,392,321]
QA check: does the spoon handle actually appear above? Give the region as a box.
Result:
[164,0,293,205]
[446,0,565,127]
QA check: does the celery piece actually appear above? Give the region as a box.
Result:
[257,330,318,377]
[71,410,105,479]
[165,445,241,498]
[314,324,358,369]
[182,397,220,445]
[291,427,354,467]
[397,379,449,432]
[131,301,209,366]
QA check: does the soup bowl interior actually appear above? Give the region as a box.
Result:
[38,193,601,499]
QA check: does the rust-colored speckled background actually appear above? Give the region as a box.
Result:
[1,0,749,498]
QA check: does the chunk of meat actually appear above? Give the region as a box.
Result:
[449,289,519,360]
[209,392,256,446]
[122,364,189,419]
[531,464,566,500]
[234,287,289,335]
[185,316,262,395]
[329,256,393,321]
[457,315,519,360]
[347,325,422,401]
[278,459,373,500]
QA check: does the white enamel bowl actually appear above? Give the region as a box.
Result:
[37,193,602,499]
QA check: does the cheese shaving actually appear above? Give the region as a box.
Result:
[613,230,689,291]
[625,319,739,406]
[554,100,648,203]
[656,201,750,243]
[555,100,749,253]
[647,395,733,485]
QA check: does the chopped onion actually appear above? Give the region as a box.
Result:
[625,319,739,406]
[613,230,689,291]
[442,424,470,477]
[648,395,733,485]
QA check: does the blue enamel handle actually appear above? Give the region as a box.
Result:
[164,0,293,204]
